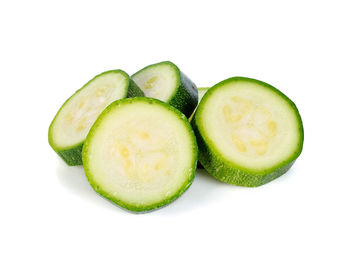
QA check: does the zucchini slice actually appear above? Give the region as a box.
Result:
[48,70,144,166]
[192,77,303,187]
[82,97,198,212]
[132,61,198,117]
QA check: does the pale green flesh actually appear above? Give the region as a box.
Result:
[197,80,302,172]
[83,98,197,211]
[132,63,178,102]
[49,71,129,151]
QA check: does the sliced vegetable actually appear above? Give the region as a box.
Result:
[192,77,303,187]
[48,70,144,166]
[82,97,198,212]
[132,61,198,117]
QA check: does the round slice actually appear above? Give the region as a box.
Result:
[82,97,198,212]
[48,70,144,166]
[192,77,304,187]
[132,61,198,117]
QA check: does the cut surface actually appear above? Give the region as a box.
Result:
[196,77,303,172]
[132,62,178,102]
[49,71,129,150]
[83,98,197,212]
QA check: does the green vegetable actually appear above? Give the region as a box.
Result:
[132,61,198,117]
[48,70,144,166]
[82,97,198,212]
[192,77,303,187]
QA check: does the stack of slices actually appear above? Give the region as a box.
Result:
[49,61,303,212]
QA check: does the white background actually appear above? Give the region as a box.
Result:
[1,0,349,266]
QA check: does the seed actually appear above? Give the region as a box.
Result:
[256,144,268,155]
[250,139,268,155]
[120,145,130,158]
[144,76,158,89]
[223,106,242,123]
[64,113,74,124]
[232,136,247,152]
[75,116,87,132]
[268,120,277,136]
[223,106,232,122]
[123,159,133,176]
[139,131,150,140]
[78,99,86,109]
[95,87,106,97]
[154,161,163,170]
[250,139,268,147]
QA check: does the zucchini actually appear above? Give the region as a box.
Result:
[48,70,144,166]
[82,97,198,212]
[132,61,198,117]
[192,77,303,187]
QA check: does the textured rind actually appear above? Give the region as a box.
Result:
[192,77,304,187]
[82,97,198,212]
[132,61,198,117]
[127,78,144,97]
[56,143,83,166]
[168,70,198,117]
[49,70,142,166]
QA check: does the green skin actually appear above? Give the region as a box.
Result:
[48,70,144,166]
[192,77,304,187]
[82,97,198,212]
[132,61,198,118]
